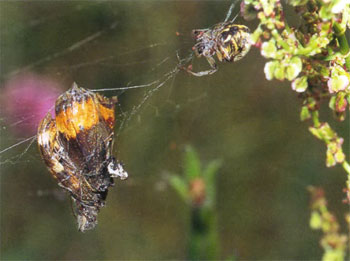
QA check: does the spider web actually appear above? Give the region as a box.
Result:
[0,1,233,176]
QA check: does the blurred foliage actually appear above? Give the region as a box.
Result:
[308,186,347,261]
[169,146,222,260]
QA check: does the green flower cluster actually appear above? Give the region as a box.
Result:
[243,0,350,169]
[309,122,345,167]
[308,186,347,261]
[242,1,350,258]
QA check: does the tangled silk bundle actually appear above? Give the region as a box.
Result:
[37,83,128,232]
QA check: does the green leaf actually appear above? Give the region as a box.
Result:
[335,150,345,163]
[319,5,332,20]
[203,160,222,184]
[251,26,263,44]
[310,211,322,229]
[335,92,348,112]
[203,160,222,205]
[321,124,336,140]
[329,96,336,110]
[323,250,345,261]
[274,64,285,80]
[292,76,308,92]
[261,0,274,16]
[286,56,302,81]
[300,106,311,121]
[326,149,336,167]
[309,126,323,140]
[328,75,349,93]
[264,61,278,80]
[309,123,336,141]
[261,39,277,58]
[169,175,188,202]
[184,145,201,181]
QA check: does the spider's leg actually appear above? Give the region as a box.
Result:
[177,51,196,73]
[230,12,239,23]
[176,51,194,65]
[224,2,235,22]
[187,69,217,77]
[186,56,218,77]
[207,56,218,71]
[192,29,208,39]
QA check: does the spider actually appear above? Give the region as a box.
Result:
[185,3,251,77]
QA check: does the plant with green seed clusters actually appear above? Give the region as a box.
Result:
[308,186,347,260]
[242,1,349,259]
[242,0,350,195]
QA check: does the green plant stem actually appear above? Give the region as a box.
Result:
[333,22,350,71]
[189,206,218,260]
[342,161,350,189]
[342,161,350,175]
[311,111,321,127]
[343,160,350,257]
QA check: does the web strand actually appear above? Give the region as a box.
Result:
[3,21,118,80]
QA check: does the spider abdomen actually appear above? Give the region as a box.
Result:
[217,23,251,62]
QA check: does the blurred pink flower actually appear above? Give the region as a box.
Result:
[1,73,63,136]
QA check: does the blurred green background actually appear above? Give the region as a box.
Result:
[1,1,349,260]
